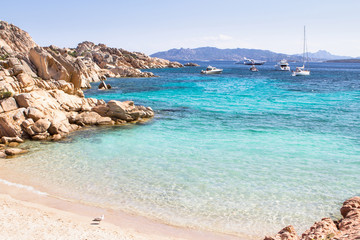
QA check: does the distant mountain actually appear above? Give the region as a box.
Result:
[151,47,351,62]
[296,50,351,60]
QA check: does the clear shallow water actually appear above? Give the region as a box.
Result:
[1,62,360,238]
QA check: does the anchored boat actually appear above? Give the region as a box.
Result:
[275,59,290,71]
[293,26,310,76]
[243,57,266,65]
[201,66,223,74]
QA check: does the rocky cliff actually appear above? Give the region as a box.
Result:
[0,20,180,156]
[264,196,360,240]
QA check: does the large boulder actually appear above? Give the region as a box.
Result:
[14,91,61,110]
[29,47,69,81]
[49,89,86,111]
[106,100,127,119]
[47,110,71,135]
[0,97,18,112]
[26,107,44,121]
[0,109,26,137]
[337,197,360,239]
[16,73,35,90]
[32,119,51,134]
[340,196,360,218]
[1,136,24,144]
[5,148,28,156]
[14,93,31,108]
[75,111,112,125]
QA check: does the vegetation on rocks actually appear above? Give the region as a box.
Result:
[0,91,12,99]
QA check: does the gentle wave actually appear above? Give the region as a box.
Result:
[0,178,48,196]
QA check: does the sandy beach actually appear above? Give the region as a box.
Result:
[0,193,140,240]
[0,178,246,240]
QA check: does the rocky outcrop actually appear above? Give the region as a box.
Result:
[0,20,159,156]
[1,20,183,91]
[264,196,360,240]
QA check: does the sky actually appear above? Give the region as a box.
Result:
[2,0,360,57]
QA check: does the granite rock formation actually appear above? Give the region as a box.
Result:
[264,196,360,240]
[0,20,178,156]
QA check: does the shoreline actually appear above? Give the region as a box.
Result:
[0,170,253,240]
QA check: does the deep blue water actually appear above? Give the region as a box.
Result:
[3,61,360,238]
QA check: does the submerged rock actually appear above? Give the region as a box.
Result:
[5,148,28,156]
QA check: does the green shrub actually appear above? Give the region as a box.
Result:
[50,48,60,54]
[0,54,9,60]
[68,50,78,58]
[0,91,13,99]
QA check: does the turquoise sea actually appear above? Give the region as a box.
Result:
[1,62,360,238]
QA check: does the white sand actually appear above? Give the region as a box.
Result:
[0,194,177,240]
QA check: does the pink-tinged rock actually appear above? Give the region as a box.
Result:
[8,58,21,67]
[21,118,34,128]
[0,150,6,158]
[32,119,51,133]
[0,97,18,112]
[301,218,339,240]
[47,110,71,135]
[337,197,360,240]
[31,132,50,140]
[14,93,31,108]
[1,136,24,144]
[340,196,360,218]
[264,225,299,240]
[0,110,26,137]
[5,148,28,156]
[51,134,62,141]
[13,64,25,76]
[26,107,44,121]
[96,117,113,125]
[16,73,34,88]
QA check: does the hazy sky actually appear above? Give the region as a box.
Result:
[2,0,360,57]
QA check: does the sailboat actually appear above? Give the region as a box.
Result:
[292,26,310,76]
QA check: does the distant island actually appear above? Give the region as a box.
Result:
[326,59,360,63]
[151,47,352,62]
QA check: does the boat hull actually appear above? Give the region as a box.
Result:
[275,65,290,71]
[292,70,310,76]
[244,61,265,65]
[201,70,223,74]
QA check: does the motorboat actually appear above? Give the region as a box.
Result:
[292,26,310,76]
[243,57,266,65]
[275,59,290,71]
[201,66,223,74]
[250,65,259,72]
